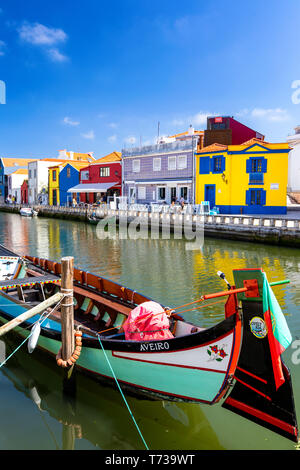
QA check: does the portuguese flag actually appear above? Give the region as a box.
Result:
[263,273,292,390]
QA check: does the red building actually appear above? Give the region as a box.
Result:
[204,116,264,147]
[77,152,122,204]
[21,180,28,204]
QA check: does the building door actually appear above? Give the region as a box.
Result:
[205,184,215,209]
[52,189,57,206]
[170,187,177,203]
[129,186,136,203]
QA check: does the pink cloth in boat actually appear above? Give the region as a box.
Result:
[122,301,174,341]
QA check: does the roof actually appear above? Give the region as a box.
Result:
[10,168,28,175]
[1,158,38,168]
[92,151,122,164]
[58,150,96,162]
[240,138,268,146]
[48,161,89,171]
[170,130,204,139]
[196,143,228,154]
[197,139,290,154]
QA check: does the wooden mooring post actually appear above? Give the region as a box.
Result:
[60,256,76,396]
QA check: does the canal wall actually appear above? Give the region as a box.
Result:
[1,204,300,247]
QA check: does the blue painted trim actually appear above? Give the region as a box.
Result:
[205,184,216,208]
[215,205,287,215]
[228,148,290,155]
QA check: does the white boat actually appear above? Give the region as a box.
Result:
[20,208,38,217]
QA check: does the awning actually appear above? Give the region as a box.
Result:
[67,183,118,193]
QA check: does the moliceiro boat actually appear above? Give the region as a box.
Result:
[0,244,297,443]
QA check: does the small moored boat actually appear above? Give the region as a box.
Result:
[0,244,297,442]
[20,208,38,217]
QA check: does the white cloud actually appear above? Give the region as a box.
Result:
[18,22,67,45]
[108,134,117,143]
[18,22,68,63]
[47,47,68,63]
[63,116,80,126]
[108,122,118,129]
[171,111,217,129]
[0,40,6,56]
[81,130,95,140]
[124,136,137,145]
[251,107,290,122]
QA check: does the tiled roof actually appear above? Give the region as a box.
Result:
[169,130,204,138]
[1,158,38,167]
[196,143,228,154]
[10,169,28,175]
[92,151,122,164]
[240,138,268,146]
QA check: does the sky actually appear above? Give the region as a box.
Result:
[0,0,300,159]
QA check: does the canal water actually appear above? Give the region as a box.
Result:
[0,212,300,450]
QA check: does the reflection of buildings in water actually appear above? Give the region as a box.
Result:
[194,242,287,307]
[2,214,30,255]
[0,336,223,450]
[118,237,196,306]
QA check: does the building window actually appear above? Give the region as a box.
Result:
[212,155,225,173]
[34,169,37,178]
[168,156,176,170]
[177,155,187,169]
[138,186,146,199]
[157,187,166,201]
[179,187,188,200]
[213,157,222,172]
[81,170,89,181]
[100,167,110,177]
[52,170,56,181]
[129,187,136,201]
[251,158,262,172]
[170,187,177,201]
[246,157,267,174]
[29,170,32,179]
[67,167,71,178]
[132,160,140,173]
[246,188,266,206]
[153,158,161,171]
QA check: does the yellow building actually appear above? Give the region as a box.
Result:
[48,164,62,206]
[48,161,90,206]
[195,138,290,214]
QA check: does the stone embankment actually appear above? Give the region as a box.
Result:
[1,203,300,247]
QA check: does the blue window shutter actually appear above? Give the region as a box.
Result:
[221,155,226,172]
[261,189,266,205]
[262,158,267,173]
[246,158,252,173]
[199,157,210,174]
[246,189,251,205]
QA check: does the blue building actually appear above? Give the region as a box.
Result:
[59,162,89,205]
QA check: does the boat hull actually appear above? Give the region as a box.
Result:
[0,291,241,404]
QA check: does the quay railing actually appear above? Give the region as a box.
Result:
[2,203,300,231]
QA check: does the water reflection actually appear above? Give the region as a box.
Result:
[0,213,300,449]
[0,335,222,450]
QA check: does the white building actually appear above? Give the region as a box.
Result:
[287,126,300,192]
[7,169,28,203]
[28,159,63,204]
[28,152,96,204]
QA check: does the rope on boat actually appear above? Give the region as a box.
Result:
[56,329,82,368]
[97,335,149,451]
[0,294,66,369]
